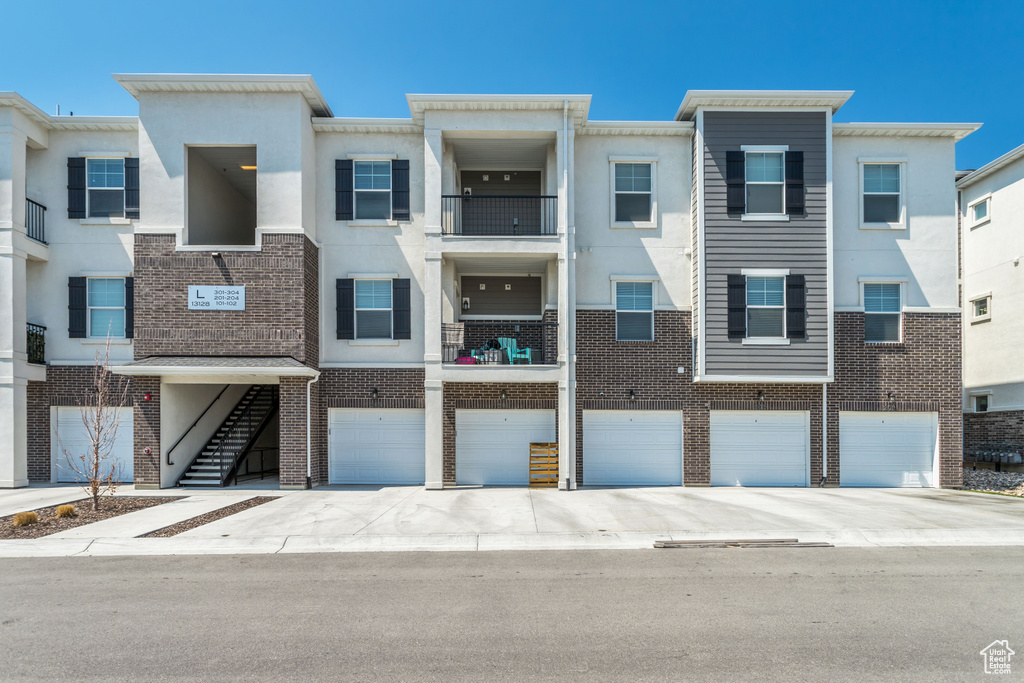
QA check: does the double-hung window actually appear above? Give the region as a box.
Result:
[87,158,125,218]
[354,161,392,220]
[745,276,785,338]
[862,163,902,225]
[615,281,654,341]
[745,152,785,215]
[864,283,901,343]
[614,163,652,223]
[354,279,393,339]
[87,278,126,338]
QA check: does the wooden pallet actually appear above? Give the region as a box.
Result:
[529,442,559,488]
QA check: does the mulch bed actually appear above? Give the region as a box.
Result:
[0,496,182,540]
[141,496,277,537]
[964,469,1024,497]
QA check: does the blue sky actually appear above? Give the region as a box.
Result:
[2,0,1020,169]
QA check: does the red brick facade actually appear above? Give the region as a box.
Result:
[442,382,558,486]
[133,233,319,364]
[964,410,1024,455]
[574,310,962,487]
[26,366,160,486]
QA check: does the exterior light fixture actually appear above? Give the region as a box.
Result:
[757,390,765,403]
[629,390,636,401]
[211,251,222,259]
[499,389,508,401]
[372,388,379,400]
[239,165,257,171]
[887,391,896,406]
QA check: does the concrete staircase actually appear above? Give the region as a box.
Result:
[177,385,278,487]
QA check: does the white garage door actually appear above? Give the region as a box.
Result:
[456,410,555,486]
[583,411,682,486]
[839,412,938,487]
[54,406,134,483]
[710,411,808,487]
[329,408,425,485]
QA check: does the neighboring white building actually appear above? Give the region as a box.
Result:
[958,144,1024,453]
[0,75,977,490]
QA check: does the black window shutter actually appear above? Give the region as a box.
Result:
[786,274,806,339]
[391,160,410,222]
[727,274,746,339]
[725,151,745,215]
[392,278,411,339]
[336,160,353,220]
[785,151,804,216]
[67,158,86,219]
[337,278,354,339]
[68,277,87,338]
[124,157,140,219]
[124,277,135,339]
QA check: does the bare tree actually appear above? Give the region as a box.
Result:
[58,337,131,511]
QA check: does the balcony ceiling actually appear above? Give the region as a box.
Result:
[449,136,553,170]
[190,146,257,204]
[452,255,552,275]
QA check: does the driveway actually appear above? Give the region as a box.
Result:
[1,485,1021,556]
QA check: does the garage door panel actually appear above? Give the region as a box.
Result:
[839,412,936,488]
[456,410,555,486]
[55,407,134,483]
[583,411,682,486]
[710,411,808,487]
[329,408,425,485]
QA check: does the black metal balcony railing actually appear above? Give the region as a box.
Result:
[441,195,557,236]
[442,321,557,365]
[25,199,46,244]
[27,323,46,365]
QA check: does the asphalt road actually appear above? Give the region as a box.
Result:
[0,547,1019,681]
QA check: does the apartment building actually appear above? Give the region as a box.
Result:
[958,144,1024,456]
[0,74,975,490]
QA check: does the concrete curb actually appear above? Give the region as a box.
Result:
[4,527,1024,558]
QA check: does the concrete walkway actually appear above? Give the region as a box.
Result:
[0,485,1022,557]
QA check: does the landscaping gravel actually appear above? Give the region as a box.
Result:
[0,497,182,540]
[964,469,1024,497]
[141,496,276,537]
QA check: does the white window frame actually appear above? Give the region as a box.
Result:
[970,392,993,413]
[85,156,126,220]
[742,269,788,343]
[740,145,788,221]
[609,156,658,229]
[352,158,393,223]
[353,278,393,341]
[858,158,907,230]
[968,194,992,229]
[860,279,905,343]
[612,278,656,342]
[86,276,127,340]
[970,291,992,324]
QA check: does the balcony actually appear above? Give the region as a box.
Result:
[442,195,557,237]
[27,323,45,365]
[442,321,557,366]
[26,199,46,244]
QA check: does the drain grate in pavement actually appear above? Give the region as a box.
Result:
[654,538,833,549]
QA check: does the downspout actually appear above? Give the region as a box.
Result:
[820,383,827,486]
[562,99,575,490]
[306,370,321,489]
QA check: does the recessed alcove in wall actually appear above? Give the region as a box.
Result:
[186,145,257,245]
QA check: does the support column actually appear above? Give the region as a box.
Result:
[132,377,161,489]
[279,377,309,489]
[424,252,444,489]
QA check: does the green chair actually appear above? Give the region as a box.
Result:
[498,337,532,365]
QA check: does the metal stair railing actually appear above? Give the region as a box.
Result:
[208,386,278,486]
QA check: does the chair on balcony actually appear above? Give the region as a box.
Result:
[498,337,532,365]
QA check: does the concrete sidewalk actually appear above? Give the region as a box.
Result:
[0,485,1022,557]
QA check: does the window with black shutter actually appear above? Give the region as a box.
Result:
[392,278,411,339]
[336,278,354,339]
[786,275,806,339]
[391,160,410,221]
[68,277,87,338]
[124,158,140,219]
[67,158,86,219]
[726,274,746,339]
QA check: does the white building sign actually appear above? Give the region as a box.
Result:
[188,285,245,311]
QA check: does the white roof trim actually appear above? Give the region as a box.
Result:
[835,122,980,142]
[312,117,421,134]
[0,94,139,132]
[675,90,854,121]
[113,73,332,117]
[579,120,694,136]
[110,364,319,378]
[406,94,591,125]
[0,92,53,128]
[957,141,1024,187]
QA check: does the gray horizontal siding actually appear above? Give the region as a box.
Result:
[702,111,828,376]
